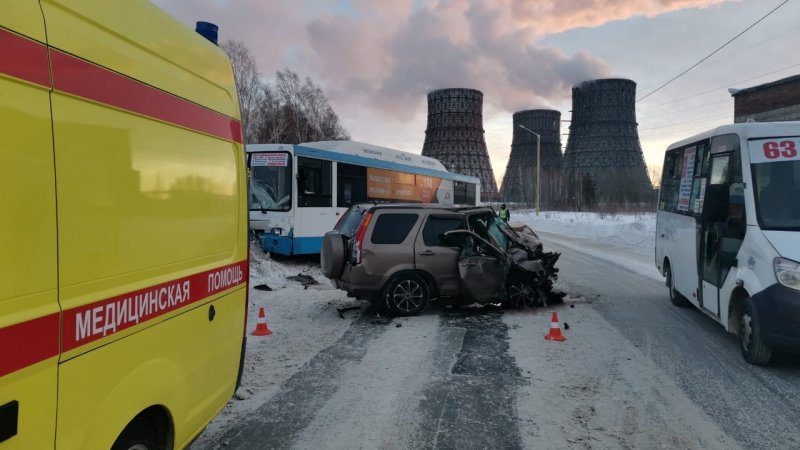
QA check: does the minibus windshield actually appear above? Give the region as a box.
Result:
[752,160,800,230]
[250,154,292,211]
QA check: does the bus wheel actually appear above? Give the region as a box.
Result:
[385,274,429,316]
[112,410,169,450]
[666,264,689,307]
[740,297,772,365]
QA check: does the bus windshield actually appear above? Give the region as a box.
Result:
[752,160,800,230]
[250,152,292,211]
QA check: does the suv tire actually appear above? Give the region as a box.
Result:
[506,278,537,308]
[321,231,346,279]
[384,274,429,316]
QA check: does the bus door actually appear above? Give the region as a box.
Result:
[295,156,334,253]
[699,138,746,316]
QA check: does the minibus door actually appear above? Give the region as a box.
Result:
[699,153,731,316]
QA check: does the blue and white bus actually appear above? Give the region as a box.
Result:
[247,140,481,255]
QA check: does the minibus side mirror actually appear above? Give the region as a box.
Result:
[703,184,730,222]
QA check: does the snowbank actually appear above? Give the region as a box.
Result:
[514,210,656,257]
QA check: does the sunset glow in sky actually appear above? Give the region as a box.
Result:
[154,0,800,185]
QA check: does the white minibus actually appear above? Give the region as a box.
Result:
[656,122,800,365]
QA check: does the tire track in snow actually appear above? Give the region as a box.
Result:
[217,312,393,449]
[413,308,525,449]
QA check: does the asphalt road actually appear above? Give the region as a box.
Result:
[207,230,799,449]
[540,230,800,450]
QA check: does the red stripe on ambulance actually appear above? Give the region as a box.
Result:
[0,314,59,377]
[0,27,51,88]
[61,260,248,352]
[49,48,243,144]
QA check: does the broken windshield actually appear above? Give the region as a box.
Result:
[468,212,510,250]
[249,153,292,211]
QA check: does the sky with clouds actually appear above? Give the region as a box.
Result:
[153,0,800,185]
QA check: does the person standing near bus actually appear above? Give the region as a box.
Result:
[499,204,510,222]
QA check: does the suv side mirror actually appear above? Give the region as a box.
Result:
[703,184,730,222]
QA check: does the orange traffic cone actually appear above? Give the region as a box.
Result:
[251,307,273,336]
[544,312,566,341]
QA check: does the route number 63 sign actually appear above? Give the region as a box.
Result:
[749,137,800,164]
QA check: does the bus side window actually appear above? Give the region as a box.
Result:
[298,157,332,207]
[337,162,367,207]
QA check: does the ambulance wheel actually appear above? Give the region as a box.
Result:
[740,297,772,366]
[112,409,170,450]
[666,263,689,307]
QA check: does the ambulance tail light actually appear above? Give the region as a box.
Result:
[352,212,373,265]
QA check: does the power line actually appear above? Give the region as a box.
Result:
[638,98,730,119]
[636,0,791,103]
[638,60,800,111]
[639,112,732,132]
[701,23,800,67]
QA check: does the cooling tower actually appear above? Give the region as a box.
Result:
[422,88,499,200]
[500,109,563,205]
[562,78,652,205]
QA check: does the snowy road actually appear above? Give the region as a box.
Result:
[540,229,800,450]
[193,222,800,449]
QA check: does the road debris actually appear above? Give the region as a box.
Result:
[336,306,361,319]
[287,273,319,288]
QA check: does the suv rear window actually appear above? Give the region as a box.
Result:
[422,216,465,246]
[370,213,418,244]
[336,207,366,237]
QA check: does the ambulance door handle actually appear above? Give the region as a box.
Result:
[0,400,18,443]
[208,305,216,321]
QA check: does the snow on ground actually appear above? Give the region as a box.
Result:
[514,210,655,257]
[514,210,662,281]
[192,211,683,448]
[191,244,365,448]
[504,304,740,450]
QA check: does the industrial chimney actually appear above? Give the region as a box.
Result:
[500,109,563,205]
[562,78,651,206]
[422,88,499,201]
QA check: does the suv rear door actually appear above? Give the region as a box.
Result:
[361,210,422,277]
[414,213,465,297]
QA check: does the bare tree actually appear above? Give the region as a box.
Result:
[220,40,262,142]
[648,163,663,188]
[253,69,349,144]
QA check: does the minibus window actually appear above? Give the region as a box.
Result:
[752,160,800,230]
[709,156,729,185]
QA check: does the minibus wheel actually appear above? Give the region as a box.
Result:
[665,263,689,307]
[740,297,772,365]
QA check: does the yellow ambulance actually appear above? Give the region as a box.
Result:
[1,1,248,448]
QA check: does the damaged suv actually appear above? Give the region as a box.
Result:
[321,204,561,316]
